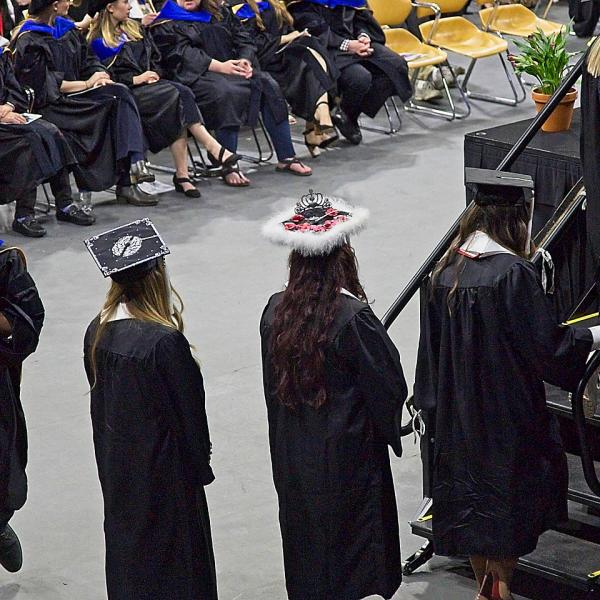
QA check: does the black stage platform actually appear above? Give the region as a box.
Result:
[465,109,581,234]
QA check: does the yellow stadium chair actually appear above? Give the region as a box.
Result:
[371,0,470,120]
[419,5,526,106]
[478,1,564,37]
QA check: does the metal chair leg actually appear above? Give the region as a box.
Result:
[405,62,471,121]
[35,183,53,215]
[359,97,403,135]
[461,52,526,106]
[239,117,275,165]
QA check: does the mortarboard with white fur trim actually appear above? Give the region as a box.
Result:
[262,190,369,257]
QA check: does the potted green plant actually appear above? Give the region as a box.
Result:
[512,27,579,132]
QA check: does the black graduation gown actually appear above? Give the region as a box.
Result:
[287,1,412,114]
[12,25,145,191]
[260,292,407,600]
[414,253,593,558]
[0,51,77,202]
[581,48,600,265]
[568,0,599,37]
[0,249,45,513]
[83,318,217,600]
[239,5,338,121]
[97,36,203,153]
[149,5,288,130]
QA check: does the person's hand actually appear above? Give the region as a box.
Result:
[0,111,27,124]
[0,104,13,119]
[220,59,252,78]
[141,12,158,26]
[87,71,112,88]
[347,39,373,57]
[133,71,160,85]
[357,33,371,47]
[238,58,253,78]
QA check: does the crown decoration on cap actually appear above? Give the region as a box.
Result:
[262,190,369,256]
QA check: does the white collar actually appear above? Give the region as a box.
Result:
[340,288,360,300]
[101,303,133,323]
[459,230,515,259]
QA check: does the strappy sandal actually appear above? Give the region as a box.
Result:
[210,147,249,188]
[275,157,312,177]
[172,175,201,198]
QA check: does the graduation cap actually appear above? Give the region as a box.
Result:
[465,167,534,207]
[84,218,170,284]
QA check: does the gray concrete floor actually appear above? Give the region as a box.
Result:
[0,4,588,598]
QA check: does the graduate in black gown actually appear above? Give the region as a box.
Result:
[236,0,338,156]
[260,191,408,600]
[149,0,312,184]
[0,47,95,237]
[286,0,412,145]
[87,0,247,196]
[0,244,45,573]
[83,219,217,600]
[414,169,600,600]
[11,0,155,207]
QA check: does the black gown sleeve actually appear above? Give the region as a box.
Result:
[225,7,257,63]
[497,260,593,392]
[0,55,28,111]
[13,33,63,107]
[289,4,347,50]
[155,330,215,487]
[336,307,408,457]
[150,21,213,85]
[241,14,280,66]
[0,250,45,367]
[78,32,106,80]
[352,7,386,44]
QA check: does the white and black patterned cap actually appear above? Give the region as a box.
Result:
[84,218,170,283]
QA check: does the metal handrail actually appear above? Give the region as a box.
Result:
[382,52,587,330]
[571,351,600,497]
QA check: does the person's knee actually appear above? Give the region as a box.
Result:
[344,65,372,94]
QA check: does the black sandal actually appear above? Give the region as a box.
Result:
[210,147,249,188]
[276,157,312,177]
[172,175,201,198]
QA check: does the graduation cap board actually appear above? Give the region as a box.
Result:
[465,167,534,207]
[84,218,170,283]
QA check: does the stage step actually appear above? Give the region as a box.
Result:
[567,452,600,510]
[409,518,600,592]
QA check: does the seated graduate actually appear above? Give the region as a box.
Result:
[87,0,246,197]
[83,220,216,600]
[285,0,412,145]
[0,243,45,574]
[260,191,408,600]
[414,169,600,600]
[0,47,94,237]
[149,0,312,185]
[11,0,156,208]
[236,0,338,157]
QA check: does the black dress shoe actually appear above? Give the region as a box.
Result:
[115,185,159,207]
[332,110,362,145]
[57,205,96,226]
[0,525,22,573]
[12,217,47,238]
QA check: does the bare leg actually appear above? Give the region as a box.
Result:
[307,48,334,128]
[187,123,250,186]
[488,558,517,600]
[470,556,488,590]
[169,135,196,193]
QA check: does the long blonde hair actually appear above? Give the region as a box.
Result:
[587,37,600,77]
[87,6,143,47]
[246,0,293,31]
[88,262,184,386]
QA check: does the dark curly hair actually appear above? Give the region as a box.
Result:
[270,243,367,410]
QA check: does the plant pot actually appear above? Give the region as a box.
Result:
[531,87,578,133]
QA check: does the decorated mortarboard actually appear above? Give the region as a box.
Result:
[84,218,169,284]
[465,167,534,207]
[262,189,369,257]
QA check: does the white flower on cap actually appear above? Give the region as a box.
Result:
[262,190,369,257]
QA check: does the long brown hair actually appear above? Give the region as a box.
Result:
[88,262,184,387]
[270,243,367,410]
[246,0,293,30]
[200,0,222,18]
[432,202,531,311]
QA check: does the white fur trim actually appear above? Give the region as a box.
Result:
[261,198,369,256]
